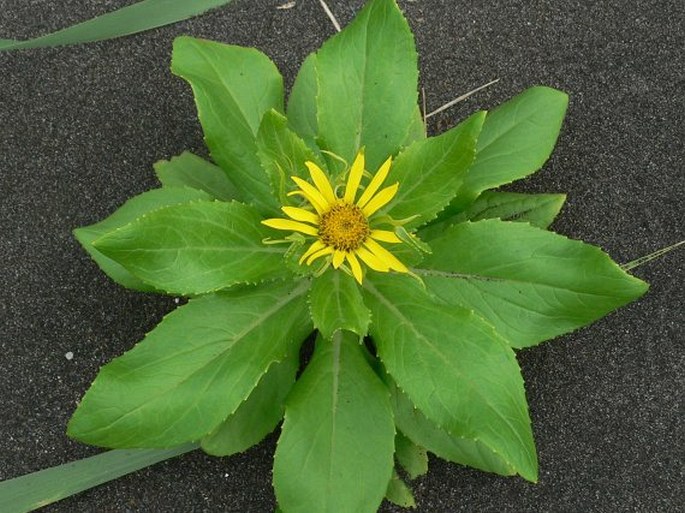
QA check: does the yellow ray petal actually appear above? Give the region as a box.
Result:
[282,206,319,225]
[332,250,345,269]
[306,246,334,265]
[343,149,365,204]
[286,190,326,215]
[364,239,408,273]
[291,176,330,212]
[356,245,390,272]
[356,156,392,209]
[369,229,401,243]
[299,240,325,264]
[305,162,337,206]
[262,218,318,236]
[361,182,399,217]
[346,252,363,284]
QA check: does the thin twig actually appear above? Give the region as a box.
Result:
[318,0,341,32]
[621,240,684,271]
[425,78,500,119]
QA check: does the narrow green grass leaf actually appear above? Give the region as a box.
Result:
[68,279,311,448]
[0,0,235,52]
[421,219,649,348]
[274,332,395,513]
[93,200,291,295]
[315,0,419,172]
[154,151,239,202]
[73,187,211,293]
[171,36,283,213]
[621,239,685,271]
[0,444,195,513]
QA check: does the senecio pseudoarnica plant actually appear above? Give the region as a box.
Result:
[68,0,648,511]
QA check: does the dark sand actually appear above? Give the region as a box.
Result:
[0,1,683,511]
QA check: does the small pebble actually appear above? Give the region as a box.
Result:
[65,351,74,360]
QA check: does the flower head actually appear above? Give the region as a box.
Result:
[262,150,408,284]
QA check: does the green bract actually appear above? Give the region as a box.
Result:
[68,0,648,511]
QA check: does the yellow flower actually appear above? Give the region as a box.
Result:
[262,150,408,284]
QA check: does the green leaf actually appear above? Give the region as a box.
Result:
[389,379,515,476]
[384,111,485,229]
[67,279,311,448]
[364,275,538,482]
[420,219,649,348]
[154,151,239,202]
[385,235,426,268]
[201,350,299,457]
[256,109,324,204]
[171,36,283,213]
[0,445,196,512]
[315,0,419,172]
[73,187,211,293]
[309,270,371,339]
[457,191,566,228]
[274,331,395,513]
[402,106,427,146]
[385,470,416,508]
[0,0,236,52]
[446,86,569,214]
[394,432,428,479]
[93,200,291,295]
[287,53,319,151]
[419,191,566,240]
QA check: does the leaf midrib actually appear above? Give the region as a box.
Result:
[415,267,636,299]
[190,39,256,136]
[365,281,530,471]
[391,133,470,208]
[78,279,310,438]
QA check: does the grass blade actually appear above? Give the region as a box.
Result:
[0,0,236,52]
[0,444,197,513]
[621,240,685,271]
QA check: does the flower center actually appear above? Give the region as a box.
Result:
[318,203,370,252]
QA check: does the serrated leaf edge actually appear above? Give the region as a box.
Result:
[365,279,537,481]
[69,279,311,447]
[90,199,294,296]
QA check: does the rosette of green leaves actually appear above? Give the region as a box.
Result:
[68,0,648,511]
